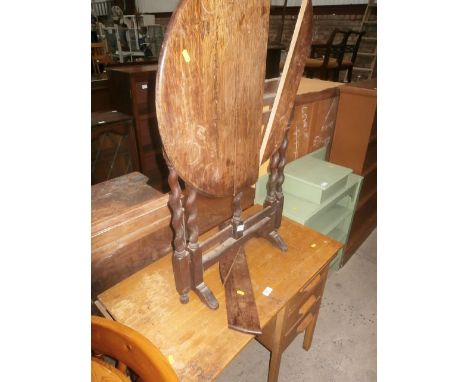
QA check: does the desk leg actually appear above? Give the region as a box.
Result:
[268,308,286,382]
[303,311,319,351]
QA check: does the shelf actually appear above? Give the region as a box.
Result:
[328,226,347,244]
[269,175,361,225]
[306,204,352,236]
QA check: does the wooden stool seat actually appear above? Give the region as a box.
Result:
[91,316,179,382]
[305,57,338,69]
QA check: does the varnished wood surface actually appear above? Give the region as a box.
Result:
[92,316,179,382]
[91,358,129,382]
[260,0,313,164]
[98,205,341,382]
[156,0,270,197]
[221,246,261,334]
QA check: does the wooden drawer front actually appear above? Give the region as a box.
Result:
[285,274,323,321]
[284,266,328,331]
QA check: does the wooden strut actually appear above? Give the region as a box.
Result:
[165,129,291,325]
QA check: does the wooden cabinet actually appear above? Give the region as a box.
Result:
[108,64,168,191]
[328,79,377,265]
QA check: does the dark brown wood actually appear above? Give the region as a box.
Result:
[266,46,285,79]
[221,246,262,334]
[91,111,140,185]
[156,0,270,197]
[269,4,367,16]
[329,79,377,265]
[167,161,191,304]
[108,64,168,190]
[91,172,169,299]
[260,0,313,164]
[91,79,112,112]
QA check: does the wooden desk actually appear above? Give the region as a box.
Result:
[97,206,341,381]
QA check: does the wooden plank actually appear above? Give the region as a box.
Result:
[156,0,270,197]
[221,246,261,335]
[98,207,341,381]
[260,0,314,165]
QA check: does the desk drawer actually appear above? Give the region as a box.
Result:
[285,274,323,321]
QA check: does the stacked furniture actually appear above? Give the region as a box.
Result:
[255,153,362,269]
[91,110,139,184]
[329,79,377,265]
[108,64,168,190]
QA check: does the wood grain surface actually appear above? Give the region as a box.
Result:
[156,0,270,197]
[259,0,314,164]
[92,316,179,382]
[98,206,341,381]
[220,246,261,334]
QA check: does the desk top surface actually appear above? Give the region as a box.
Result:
[98,205,341,381]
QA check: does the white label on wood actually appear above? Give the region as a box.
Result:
[263,287,273,296]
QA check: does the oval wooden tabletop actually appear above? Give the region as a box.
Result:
[156,0,269,197]
[91,358,129,382]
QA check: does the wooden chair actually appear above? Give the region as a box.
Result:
[92,42,112,75]
[304,29,350,81]
[339,30,366,83]
[91,315,179,382]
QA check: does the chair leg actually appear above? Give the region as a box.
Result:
[347,66,354,83]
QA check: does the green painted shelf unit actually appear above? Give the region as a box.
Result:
[255,153,362,269]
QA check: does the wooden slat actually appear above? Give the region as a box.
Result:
[221,246,261,334]
[260,0,314,165]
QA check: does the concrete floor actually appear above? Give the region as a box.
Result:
[216,229,377,382]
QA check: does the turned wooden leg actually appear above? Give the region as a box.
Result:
[275,127,290,229]
[167,161,191,304]
[186,186,218,310]
[261,147,287,252]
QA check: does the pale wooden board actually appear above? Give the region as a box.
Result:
[259,0,314,164]
[156,0,270,197]
[296,77,343,95]
[98,206,341,382]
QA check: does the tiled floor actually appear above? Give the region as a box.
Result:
[217,229,377,382]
